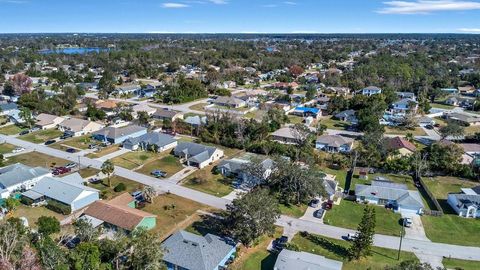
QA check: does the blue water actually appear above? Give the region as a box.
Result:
[39,47,109,55]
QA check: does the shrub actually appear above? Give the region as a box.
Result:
[46,199,71,215]
[114,183,126,192]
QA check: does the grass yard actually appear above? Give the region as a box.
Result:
[229,227,283,270]
[422,214,480,247]
[287,115,304,124]
[189,103,208,111]
[423,176,477,202]
[0,143,16,154]
[5,151,68,168]
[112,151,159,170]
[320,166,348,188]
[320,117,349,130]
[384,126,427,136]
[0,125,26,135]
[142,193,211,239]
[88,176,143,200]
[443,258,480,270]
[182,164,233,197]
[12,205,65,227]
[279,203,308,218]
[136,155,184,177]
[465,124,480,135]
[86,145,121,159]
[51,135,93,150]
[19,129,63,144]
[430,103,455,110]
[290,232,419,270]
[77,167,100,178]
[323,200,403,236]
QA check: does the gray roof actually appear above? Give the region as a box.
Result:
[0,102,18,111]
[153,109,181,119]
[274,249,343,270]
[447,112,480,123]
[335,109,356,119]
[393,98,417,106]
[93,125,146,140]
[323,179,337,197]
[450,194,480,210]
[184,116,207,126]
[174,142,218,164]
[0,163,50,189]
[363,86,382,92]
[27,173,98,205]
[213,96,245,106]
[123,132,176,148]
[356,181,424,209]
[162,230,236,270]
[316,135,354,148]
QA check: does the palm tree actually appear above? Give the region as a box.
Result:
[142,186,157,204]
[19,107,33,129]
[101,160,115,187]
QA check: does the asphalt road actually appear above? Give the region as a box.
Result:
[3,134,480,262]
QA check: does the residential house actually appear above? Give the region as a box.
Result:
[114,83,141,95]
[82,193,157,232]
[58,118,104,137]
[95,100,119,115]
[355,180,424,214]
[458,85,476,95]
[359,86,382,96]
[274,249,343,270]
[460,143,480,157]
[270,127,299,145]
[218,154,274,188]
[131,104,156,118]
[152,109,184,122]
[211,96,246,108]
[315,135,354,153]
[396,92,416,101]
[93,124,147,144]
[334,109,358,125]
[184,115,207,128]
[161,230,236,270]
[390,98,418,116]
[441,88,459,95]
[0,163,51,199]
[0,102,18,116]
[445,97,459,106]
[290,107,320,119]
[447,186,480,218]
[21,173,99,212]
[384,136,416,157]
[271,82,299,91]
[173,142,224,169]
[35,113,65,130]
[123,132,177,151]
[326,86,351,96]
[445,112,480,126]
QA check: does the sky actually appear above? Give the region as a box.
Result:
[1,0,480,33]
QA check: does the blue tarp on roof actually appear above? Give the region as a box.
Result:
[294,107,320,114]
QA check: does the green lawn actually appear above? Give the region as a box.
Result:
[423,176,477,202]
[86,145,121,159]
[279,203,308,218]
[384,126,427,136]
[443,258,480,270]
[189,103,208,111]
[88,176,144,200]
[287,115,304,124]
[320,117,349,130]
[182,164,233,197]
[19,129,63,144]
[136,155,184,177]
[320,166,348,188]
[51,135,93,150]
[13,205,66,228]
[112,151,159,170]
[0,143,16,154]
[0,125,26,135]
[290,232,419,270]
[465,125,480,136]
[323,200,403,236]
[5,151,68,168]
[431,103,455,110]
[422,215,480,247]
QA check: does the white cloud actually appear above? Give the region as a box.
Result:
[377,0,480,14]
[208,0,228,4]
[284,1,297,5]
[458,27,480,32]
[262,4,278,8]
[162,2,190,8]
[0,0,28,3]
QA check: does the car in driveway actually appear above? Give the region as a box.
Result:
[403,217,413,227]
[65,162,77,169]
[44,139,56,145]
[19,130,29,135]
[66,148,77,153]
[272,236,288,252]
[12,147,25,153]
[151,170,167,178]
[313,209,325,219]
[309,198,320,208]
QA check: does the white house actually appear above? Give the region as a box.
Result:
[0,163,51,199]
[316,135,354,153]
[58,118,104,137]
[173,142,224,169]
[35,113,65,130]
[360,86,382,96]
[447,186,480,218]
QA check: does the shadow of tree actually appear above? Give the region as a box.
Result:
[304,232,350,259]
[260,252,279,270]
[189,214,225,236]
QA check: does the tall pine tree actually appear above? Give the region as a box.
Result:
[349,206,376,260]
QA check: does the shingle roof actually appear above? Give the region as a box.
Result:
[0,163,50,189]
[93,125,146,140]
[385,137,416,152]
[450,194,480,210]
[153,109,182,119]
[59,118,96,132]
[174,142,218,164]
[162,230,236,270]
[123,132,176,148]
[36,113,63,126]
[316,135,354,148]
[355,182,424,209]
[274,249,343,270]
[84,193,155,231]
[213,96,245,106]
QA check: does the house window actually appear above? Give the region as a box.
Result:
[378,199,388,205]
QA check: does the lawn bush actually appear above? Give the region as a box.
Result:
[114,183,126,192]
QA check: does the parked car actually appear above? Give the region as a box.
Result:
[44,139,56,145]
[346,232,359,241]
[60,133,73,140]
[403,217,413,227]
[272,236,288,252]
[151,170,167,178]
[88,178,102,184]
[313,209,325,219]
[19,130,29,135]
[325,199,334,210]
[62,236,80,249]
[53,167,71,175]
[425,125,434,130]
[309,199,320,208]
[65,162,77,169]
[12,147,25,153]
[66,148,77,153]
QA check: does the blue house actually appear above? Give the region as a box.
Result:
[360,86,382,96]
[291,107,320,118]
[162,230,236,270]
[92,125,147,144]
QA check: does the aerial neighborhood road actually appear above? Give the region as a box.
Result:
[2,133,480,265]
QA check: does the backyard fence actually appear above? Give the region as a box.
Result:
[416,176,444,216]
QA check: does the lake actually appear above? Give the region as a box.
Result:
[39,47,109,55]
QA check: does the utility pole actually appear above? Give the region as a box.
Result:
[398,218,405,260]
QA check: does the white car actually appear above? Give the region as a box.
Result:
[346,232,359,241]
[403,217,413,227]
[12,147,25,153]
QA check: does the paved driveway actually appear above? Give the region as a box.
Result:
[401,213,430,241]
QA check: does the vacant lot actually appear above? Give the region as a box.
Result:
[5,151,68,168]
[182,164,233,197]
[384,126,427,136]
[51,135,93,150]
[19,129,63,144]
[443,258,480,270]
[88,176,144,200]
[13,205,65,227]
[0,143,16,154]
[136,155,184,177]
[86,145,121,159]
[321,117,349,130]
[112,151,158,170]
[290,232,418,270]
[279,203,308,218]
[323,200,403,236]
[422,214,480,247]
[142,193,211,239]
[0,125,26,135]
[189,103,208,111]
